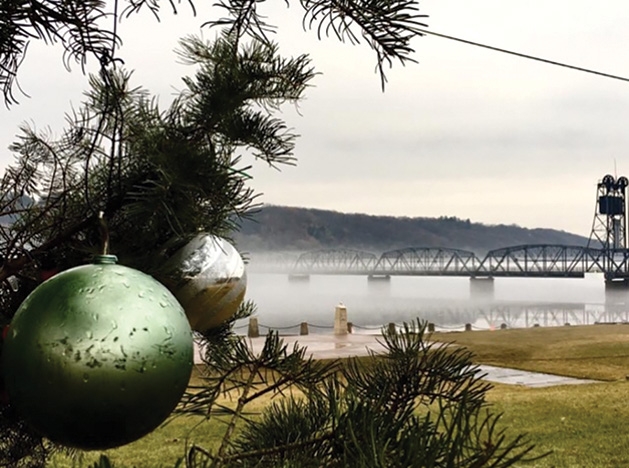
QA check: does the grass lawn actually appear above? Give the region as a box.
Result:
[486,382,629,467]
[430,324,629,381]
[432,324,629,467]
[53,325,629,467]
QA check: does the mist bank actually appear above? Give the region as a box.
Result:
[234,205,590,255]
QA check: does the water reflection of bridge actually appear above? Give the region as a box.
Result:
[279,245,629,286]
[373,302,629,330]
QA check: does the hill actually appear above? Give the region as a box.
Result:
[234,205,590,255]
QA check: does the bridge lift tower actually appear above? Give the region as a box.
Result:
[588,174,629,284]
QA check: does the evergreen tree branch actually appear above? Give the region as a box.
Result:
[2,0,428,104]
[214,360,261,465]
[0,0,116,105]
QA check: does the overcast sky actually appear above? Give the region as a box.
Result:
[2,0,629,237]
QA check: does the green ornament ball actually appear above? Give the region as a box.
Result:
[2,255,194,450]
[157,234,247,331]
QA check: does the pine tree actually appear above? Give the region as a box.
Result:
[0,30,316,466]
[181,321,544,467]
[0,3,546,467]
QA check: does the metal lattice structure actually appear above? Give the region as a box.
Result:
[476,244,607,278]
[292,249,378,275]
[287,244,629,279]
[586,174,629,283]
[588,174,628,251]
[372,247,480,276]
[247,252,301,273]
[601,248,629,280]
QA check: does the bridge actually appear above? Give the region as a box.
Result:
[287,244,629,285]
[260,175,629,288]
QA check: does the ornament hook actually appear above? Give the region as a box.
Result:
[98,211,110,255]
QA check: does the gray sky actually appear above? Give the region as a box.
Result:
[2,0,629,237]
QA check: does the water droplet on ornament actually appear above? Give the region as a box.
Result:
[111,321,118,329]
[138,291,145,298]
[92,313,99,321]
[159,301,168,308]
[98,284,106,291]
[123,281,130,288]
[86,331,93,339]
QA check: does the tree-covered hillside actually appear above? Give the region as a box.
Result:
[235,205,590,254]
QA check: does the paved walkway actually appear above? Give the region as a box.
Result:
[233,333,600,388]
[477,365,596,387]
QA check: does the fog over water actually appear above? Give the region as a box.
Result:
[239,272,629,334]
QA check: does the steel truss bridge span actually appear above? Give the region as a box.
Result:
[476,244,608,278]
[290,244,629,279]
[372,247,480,276]
[292,249,378,275]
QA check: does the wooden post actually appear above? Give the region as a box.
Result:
[388,322,396,335]
[464,323,472,332]
[500,323,507,330]
[300,322,309,335]
[347,322,353,334]
[248,317,260,338]
[427,323,435,333]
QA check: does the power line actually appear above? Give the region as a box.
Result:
[416,28,629,84]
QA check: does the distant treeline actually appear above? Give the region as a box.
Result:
[234,205,590,255]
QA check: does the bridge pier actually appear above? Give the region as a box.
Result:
[604,278,629,311]
[367,274,391,282]
[470,276,494,300]
[605,278,629,290]
[604,277,629,311]
[367,274,391,293]
[288,273,310,283]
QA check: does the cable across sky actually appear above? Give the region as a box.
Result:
[416,29,629,83]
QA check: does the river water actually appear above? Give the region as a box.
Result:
[238,273,629,334]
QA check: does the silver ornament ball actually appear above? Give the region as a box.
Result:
[158,234,247,331]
